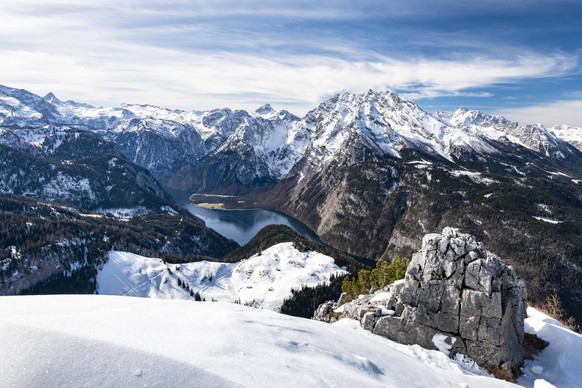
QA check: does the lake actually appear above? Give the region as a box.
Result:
[168,190,320,246]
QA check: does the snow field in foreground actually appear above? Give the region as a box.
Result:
[1,295,521,388]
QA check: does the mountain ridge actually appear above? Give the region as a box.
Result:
[1,83,580,323]
[1,83,579,190]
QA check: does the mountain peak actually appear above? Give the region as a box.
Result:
[255,104,275,115]
[43,92,62,105]
[326,90,421,116]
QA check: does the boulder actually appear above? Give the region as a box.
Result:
[315,227,527,377]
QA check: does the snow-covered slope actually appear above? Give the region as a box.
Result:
[551,125,582,151]
[519,308,582,387]
[303,90,454,163]
[97,243,347,311]
[0,294,528,387]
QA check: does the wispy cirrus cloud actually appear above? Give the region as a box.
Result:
[498,100,582,127]
[2,44,576,114]
[0,1,580,115]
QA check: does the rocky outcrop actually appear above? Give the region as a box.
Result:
[314,228,527,377]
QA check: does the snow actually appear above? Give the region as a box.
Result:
[518,307,582,387]
[432,333,456,356]
[0,295,522,388]
[42,173,96,201]
[96,207,149,220]
[450,170,498,185]
[407,160,433,165]
[160,205,178,215]
[536,204,552,214]
[551,125,582,151]
[79,212,104,218]
[98,243,347,311]
[0,258,11,271]
[370,291,392,302]
[548,171,572,178]
[532,216,563,224]
[1,87,576,187]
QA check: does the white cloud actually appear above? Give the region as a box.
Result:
[0,1,579,115]
[498,100,582,127]
[0,46,576,115]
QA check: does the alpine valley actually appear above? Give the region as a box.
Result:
[1,83,581,328]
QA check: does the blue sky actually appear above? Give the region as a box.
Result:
[1,0,581,126]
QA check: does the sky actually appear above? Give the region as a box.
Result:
[0,0,581,127]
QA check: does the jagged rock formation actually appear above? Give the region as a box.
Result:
[314,228,527,377]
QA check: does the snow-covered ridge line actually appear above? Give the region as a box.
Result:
[97,242,347,311]
[0,84,578,185]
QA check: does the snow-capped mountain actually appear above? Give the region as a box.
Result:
[0,85,60,126]
[434,107,570,158]
[551,124,582,151]
[1,83,581,324]
[1,84,578,193]
[97,243,347,311]
[0,126,178,212]
[303,90,495,164]
[166,104,307,193]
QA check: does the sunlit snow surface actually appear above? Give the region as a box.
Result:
[0,295,527,388]
[97,243,347,311]
[0,295,578,387]
[518,308,582,387]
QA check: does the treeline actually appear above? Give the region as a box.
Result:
[280,275,344,318]
[341,257,410,302]
[280,257,411,318]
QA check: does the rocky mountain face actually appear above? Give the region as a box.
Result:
[1,85,306,194]
[1,84,580,323]
[314,228,527,378]
[0,86,240,295]
[0,126,176,212]
[266,91,581,323]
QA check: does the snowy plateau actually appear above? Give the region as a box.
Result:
[97,243,347,311]
[1,295,580,388]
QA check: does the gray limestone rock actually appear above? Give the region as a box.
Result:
[314,227,527,378]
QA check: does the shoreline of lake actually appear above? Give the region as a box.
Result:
[165,188,320,246]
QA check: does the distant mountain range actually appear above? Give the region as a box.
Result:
[1,85,580,192]
[0,84,580,323]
